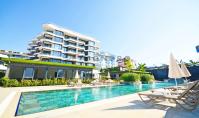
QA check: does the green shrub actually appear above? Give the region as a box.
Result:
[140,74,155,84]
[57,78,67,85]
[71,79,78,83]
[0,78,72,87]
[0,71,5,78]
[0,77,9,87]
[21,80,32,86]
[120,73,140,82]
[82,79,94,84]
[31,80,42,86]
[52,78,58,85]
[42,79,52,86]
[8,79,19,87]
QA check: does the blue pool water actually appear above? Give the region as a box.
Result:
[16,82,174,116]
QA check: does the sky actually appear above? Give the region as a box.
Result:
[0,0,199,66]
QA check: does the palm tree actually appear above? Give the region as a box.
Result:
[137,63,146,72]
[189,60,199,66]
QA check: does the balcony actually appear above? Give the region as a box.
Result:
[77,52,85,56]
[77,59,85,62]
[28,43,37,47]
[65,38,78,43]
[38,53,63,60]
[77,45,85,50]
[85,60,96,64]
[64,44,77,49]
[64,57,77,61]
[64,50,77,55]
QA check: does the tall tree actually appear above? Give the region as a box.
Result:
[124,56,134,72]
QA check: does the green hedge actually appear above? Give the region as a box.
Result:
[82,78,94,84]
[0,77,71,87]
[140,74,155,84]
[0,58,95,69]
[120,73,140,82]
[120,73,155,83]
[0,71,5,78]
[0,77,96,87]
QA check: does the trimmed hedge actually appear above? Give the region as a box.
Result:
[120,73,140,82]
[82,78,94,84]
[0,58,95,69]
[120,73,155,83]
[140,74,155,84]
[0,77,70,87]
[0,77,96,87]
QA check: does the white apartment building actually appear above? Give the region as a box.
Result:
[28,24,100,66]
[96,51,117,69]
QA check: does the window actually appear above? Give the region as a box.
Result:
[51,51,61,57]
[23,68,34,79]
[57,69,64,78]
[43,51,51,55]
[66,62,72,64]
[45,69,48,79]
[88,47,94,50]
[87,52,95,57]
[55,30,64,36]
[49,59,61,63]
[62,54,67,58]
[43,43,51,48]
[53,37,63,43]
[53,44,62,50]
[89,41,95,46]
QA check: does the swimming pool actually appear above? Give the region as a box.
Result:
[16,82,174,116]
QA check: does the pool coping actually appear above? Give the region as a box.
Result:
[1,83,173,118]
[0,84,121,118]
[15,91,157,118]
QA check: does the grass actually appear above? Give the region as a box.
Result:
[0,58,95,69]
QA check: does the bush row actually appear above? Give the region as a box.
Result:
[0,77,94,87]
[120,73,155,84]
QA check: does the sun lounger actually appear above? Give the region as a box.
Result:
[138,80,199,111]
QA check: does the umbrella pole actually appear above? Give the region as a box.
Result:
[185,77,188,87]
[174,78,178,87]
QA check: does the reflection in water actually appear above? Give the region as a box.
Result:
[74,88,81,104]
[92,87,100,95]
[150,83,156,89]
[134,83,142,91]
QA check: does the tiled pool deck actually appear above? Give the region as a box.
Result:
[0,85,198,118]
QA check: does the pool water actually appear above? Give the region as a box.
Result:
[16,82,174,116]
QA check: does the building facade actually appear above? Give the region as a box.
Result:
[28,24,100,67]
[196,45,199,53]
[96,51,117,69]
[7,63,93,80]
[0,50,30,59]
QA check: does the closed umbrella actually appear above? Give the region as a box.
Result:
[180,62,191,78]
[168,53,184,86]
[75,70,80,79]
[75,70,81,84]
[181,62,191,84]
[106,72,113,84]
[107,71,111,79]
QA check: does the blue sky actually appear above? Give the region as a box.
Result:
[0,0,199,66]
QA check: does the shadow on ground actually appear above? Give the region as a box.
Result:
[104,100,199,118]
[105,100,170,111]
[164,107,199,118]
